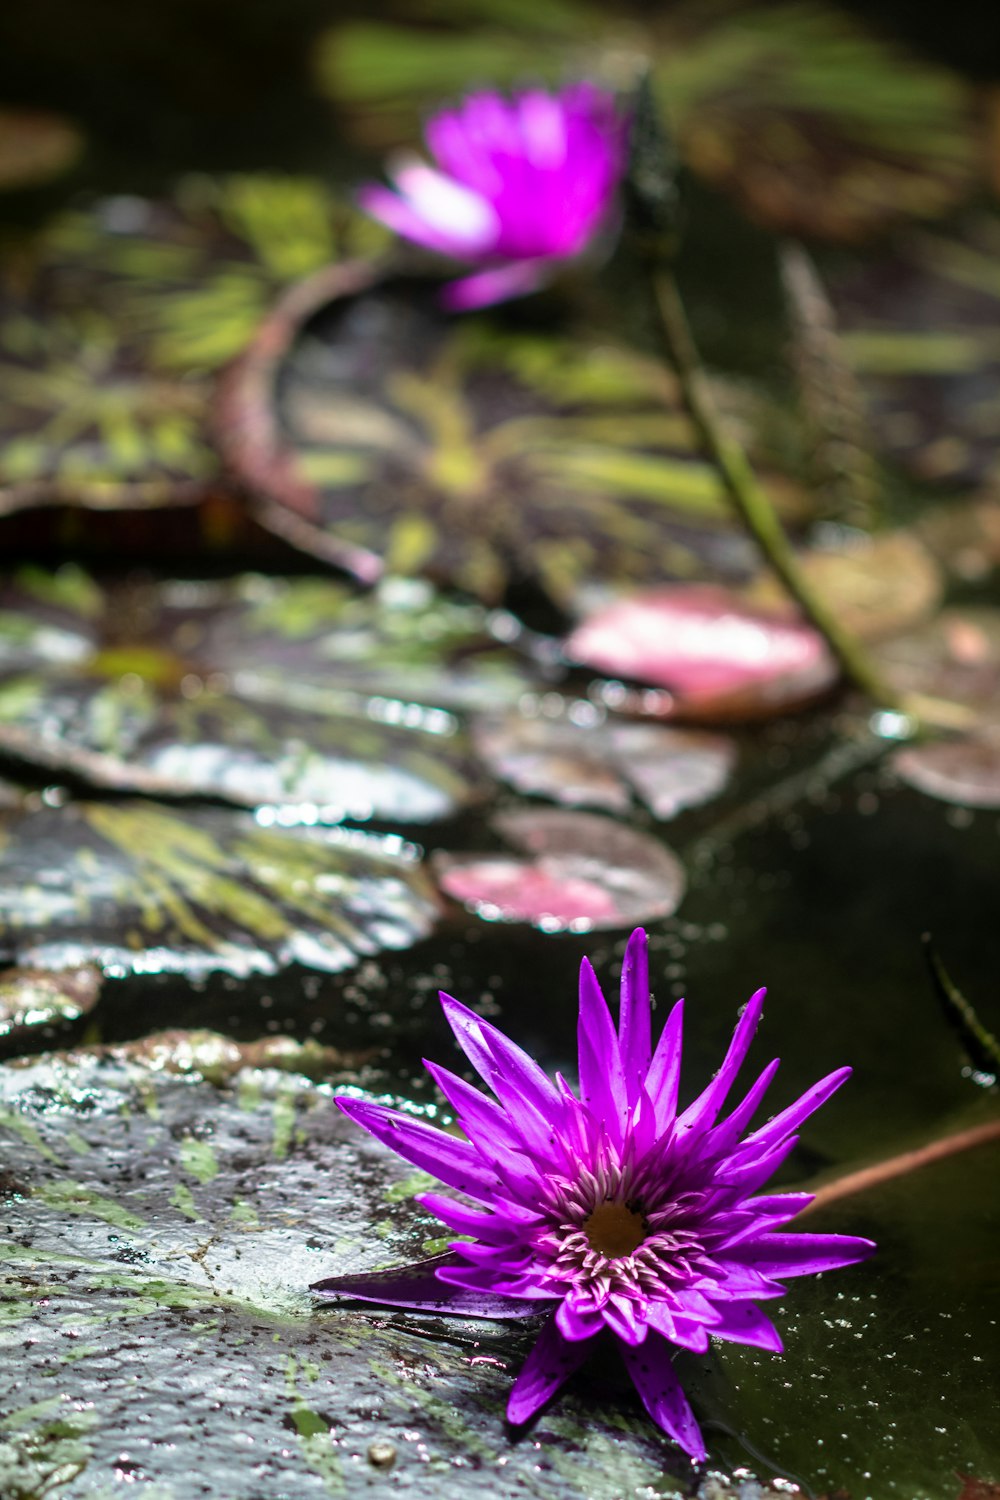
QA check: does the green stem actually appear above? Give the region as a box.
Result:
[648,268,909,717]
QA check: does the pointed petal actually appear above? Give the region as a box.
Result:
[743,1067,853,1155]
[645,1303,712,1352]
[555,1298,606,1341]
[336,1096,499,1201]
[677,989,766,1139]
[439,994,562,1120]
[645,997,684,1130]
[441,260,547,310]
[310,1253,536,1319]
[423,1059,522,1158]
[732,1231,877,1278]
[506,1315,589,1424]
[708,1300,784,1352]
[706,1058,780,1157]
[577,957,627,1141]
[619,1338,707,1461]
[601,1294,647,1346]
[418,1192,541,1240]
[618,928,651,1098]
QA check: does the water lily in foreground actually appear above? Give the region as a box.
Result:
[313,930,875,1460]
[359,84,627,309]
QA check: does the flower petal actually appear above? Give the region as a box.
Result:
[507,1314,589,1424]
[441,260,548,310]
[577,957,628,1142]
[644,997,685,1130]
[310,1253,537,1319]
[335,1096,500,1201]
[438,992,562,1120]
[618,927,652,1098]
[677,988,766,1138]
[732,1231,877,1278]
[704,1057,781,1158]
[619,1338,707,1461]
[708,1300,784,1352]
[743,1066,853,1154]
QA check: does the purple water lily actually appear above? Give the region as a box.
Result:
[359,84,627,309]
[314,930,874,1461]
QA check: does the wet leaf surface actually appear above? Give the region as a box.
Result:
[473,702,736,818]
[0,800,439,978]
[219,273,799,603]
[314,1,979,241]
[832,216,1000,486]
[746,530,943,642]
[565,585,838,720]
[0,964,101,1044]
[874,608,1000,731]
[0,175,384,513]
[0,567,522,821]
[433,808,686,930]
[0,1040,717,1498]
[0,106,83,189]
[892,733,1000,809]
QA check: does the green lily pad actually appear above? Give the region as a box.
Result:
[0,175,386,514]
[0,965,101,1045]
[219,270,802,604]
[0,566,522,821]
[0,106,83,190]
[314,1,979,241]
[832,215,1000,486]
[0,1039,708,1498]
[0,800,439,978]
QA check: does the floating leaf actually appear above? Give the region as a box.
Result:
[747,530,943,643]
[220,270,802,603]
[433,808,685,930]
[0,107,83,190]
[315,1,979,240]
[0,800,439,978]
[893,733,1000,810]
[0,965,101,1044]
[473,703,736,818]
[874,608,1000,731]
[0,1041,701,1497]
[0,567,518,822]
[832,215,1000,485]
[0,174,385,513]
[565,584,837,720]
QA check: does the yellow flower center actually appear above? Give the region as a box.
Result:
[583,1200,646,1258]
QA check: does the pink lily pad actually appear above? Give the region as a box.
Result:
[564,585,837,721]
[433,809,685,933]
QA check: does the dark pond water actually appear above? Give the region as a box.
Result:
[0,3,999,1499]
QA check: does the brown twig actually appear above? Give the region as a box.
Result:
[800,1117,1000,1216]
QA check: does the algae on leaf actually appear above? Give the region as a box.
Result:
[0,800,439,977]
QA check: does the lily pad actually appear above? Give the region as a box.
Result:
[893,734,1000,809]
[218,270,803,603]
[564,584,837,721]
[0,965,101,1045]
[0,175,385,513]
[0,800,439,978]
[0,106,83,190]
[473,702,736,818]
[0,1039,717,1497]
[832,216,1000,486]
[314,1,979,241]
[746,530,943,643]
[0,566,518,822]
[874,608,1000,732]
[433,808,686,931]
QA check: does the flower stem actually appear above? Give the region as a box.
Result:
[647,267,909,716]
[799,1117,1000,1216]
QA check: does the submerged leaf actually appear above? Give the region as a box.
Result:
[0,567,521,822]
[893,733,1000,810]
[874,608,1000,731]
[433,808,685,931]
[0,800,439,978]
[473,704,735,818]
[565,584,837,720]
[219,271,802,603]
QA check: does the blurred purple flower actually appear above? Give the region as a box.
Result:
[315,930,874,1461]
[359,84,627,309]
